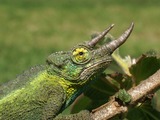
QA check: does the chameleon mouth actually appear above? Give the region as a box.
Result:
[79,58,112,80]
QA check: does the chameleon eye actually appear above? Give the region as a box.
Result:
[71,46,91,64]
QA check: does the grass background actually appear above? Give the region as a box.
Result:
[0,0,159,84]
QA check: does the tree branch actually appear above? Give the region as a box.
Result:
[91,69,160,120]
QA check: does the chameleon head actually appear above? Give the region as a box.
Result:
[46,23,134,84]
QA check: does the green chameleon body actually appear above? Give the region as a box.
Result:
[0,23,134,120]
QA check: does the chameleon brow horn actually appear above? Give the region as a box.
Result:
[95,22,134,54]
[106,22,134,53]
[88,24,115,47]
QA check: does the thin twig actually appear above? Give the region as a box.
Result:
[91,69,160,120]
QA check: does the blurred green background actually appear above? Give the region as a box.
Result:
[0,0,159,84]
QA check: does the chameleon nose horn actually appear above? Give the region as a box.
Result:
[106,22,134,54]
[88,24,114,47]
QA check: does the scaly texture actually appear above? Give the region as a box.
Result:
[0,70,66,119]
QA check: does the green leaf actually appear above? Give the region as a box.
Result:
[70,95,91,114]
[126,101,160,120]
[107,73,132,90]
[115,89,131,103]
[140,100,160,120]
[112,52,133,76]
[152,89,160,112]
[130,52,160,84]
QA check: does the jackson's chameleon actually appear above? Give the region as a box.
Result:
[0,23,134,120]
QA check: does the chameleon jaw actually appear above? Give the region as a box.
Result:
[79,57,112,81]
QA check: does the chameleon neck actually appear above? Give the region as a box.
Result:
[46,70,87,106]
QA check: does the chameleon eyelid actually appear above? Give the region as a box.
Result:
[71,46,92,64]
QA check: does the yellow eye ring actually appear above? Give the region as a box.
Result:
[71,46,91,64]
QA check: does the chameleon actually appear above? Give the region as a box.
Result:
[0,23,134,120]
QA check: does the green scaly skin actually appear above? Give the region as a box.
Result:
[0,23,134,120]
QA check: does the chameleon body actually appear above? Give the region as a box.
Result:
[0,23,134,120]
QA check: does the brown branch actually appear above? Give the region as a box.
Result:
[91,69,160,120]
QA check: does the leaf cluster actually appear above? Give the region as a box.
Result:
[71,37,160,119]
